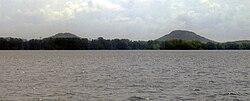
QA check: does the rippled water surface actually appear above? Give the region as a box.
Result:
[0,50,250,101]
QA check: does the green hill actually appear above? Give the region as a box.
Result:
[49,33,80,39]
[156,30,216,43]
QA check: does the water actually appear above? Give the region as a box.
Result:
[0,50,250,101]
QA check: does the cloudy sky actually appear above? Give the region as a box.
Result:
[0,0,249,42]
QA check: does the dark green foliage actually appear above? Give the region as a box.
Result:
[42,38,88,50]
[130,41,149,50]
[0,38,9,50]
[160,39,202,50]
[0,37,250,50]
[0,38,25,50]
[224,42,241,50]
[88,37,151,50]
[241,43,250,49]
[147,40,161,50]
[28,39,42,50]
[203,42,217,50]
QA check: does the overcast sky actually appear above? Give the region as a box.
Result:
[0,0,249,42]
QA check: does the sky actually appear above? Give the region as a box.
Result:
[0,0,249,42]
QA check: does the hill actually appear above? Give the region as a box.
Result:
[49,33,80,39]
[156,30,216,43]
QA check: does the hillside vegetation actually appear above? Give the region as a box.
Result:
[0,35,250,50]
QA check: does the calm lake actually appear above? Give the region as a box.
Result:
[0,50,250,101]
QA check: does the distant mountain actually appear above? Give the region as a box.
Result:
[49,33,80,39]
[156,30,216,43]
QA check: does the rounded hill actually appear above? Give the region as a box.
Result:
[157,30,216,43]
[49,33,80,39]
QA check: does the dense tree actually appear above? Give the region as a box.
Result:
[28,39,42,50]
[0,38,9,50]
[42,38,88,50]
[160,40,202,50]
[224,42,241,50]
[203,42,217,50]
[147,40,160,50]
[241,43,250,49]
[0,37,250,50]
[0,38,25,50]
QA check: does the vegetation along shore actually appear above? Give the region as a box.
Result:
[0,30,250,50]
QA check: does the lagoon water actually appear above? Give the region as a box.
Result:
[0,50,250,101]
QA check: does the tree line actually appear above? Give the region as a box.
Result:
[0,37,250,50]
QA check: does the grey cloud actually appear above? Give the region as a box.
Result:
[0,0,249,41]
